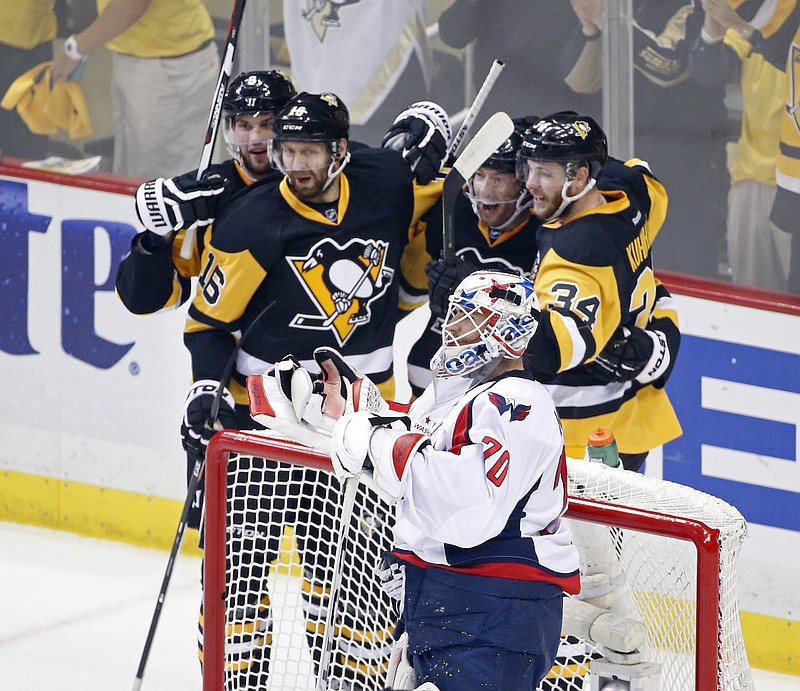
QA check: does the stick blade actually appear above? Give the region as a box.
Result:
[451,111,515,181]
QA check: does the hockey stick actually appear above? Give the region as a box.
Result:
[445,59,505,166]
[131,299,274,691]
[179,0,248,260]
[131,461,201,691]
[314,474,360,691]
[442,111,515,266]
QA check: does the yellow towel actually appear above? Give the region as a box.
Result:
[1,62,93,140]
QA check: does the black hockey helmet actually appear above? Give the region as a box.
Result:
[223,70,297,118]
[517,111,607,175]
[273,92,350,142]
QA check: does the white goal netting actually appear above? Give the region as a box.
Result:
[202,431,752,691]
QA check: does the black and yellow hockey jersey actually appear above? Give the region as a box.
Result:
[115,159,261,315]
[524,158,682,456]
[185,146,441,403]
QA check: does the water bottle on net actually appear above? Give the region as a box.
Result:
[587,427,621,468]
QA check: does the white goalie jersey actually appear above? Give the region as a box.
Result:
[392,370,580,594]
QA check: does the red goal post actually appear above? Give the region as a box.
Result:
[203,429,753,691]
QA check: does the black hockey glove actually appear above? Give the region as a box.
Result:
[180,379,240,529]
[135,171,227,236]
[382,101,451,185]
[425,256,478,318]
[587,325,670,385]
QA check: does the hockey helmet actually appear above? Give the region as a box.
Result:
[272,92,350,143]
[517,111,607,175]
[482,119,530,173]
[223,70,297,118]
[222,70,297,171]
[431,271,540,379]
[269,92,351,189]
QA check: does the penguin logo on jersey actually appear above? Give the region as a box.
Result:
[288,237,393,345]
[301,0,362,39]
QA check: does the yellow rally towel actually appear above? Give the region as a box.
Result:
[1,62,92,140]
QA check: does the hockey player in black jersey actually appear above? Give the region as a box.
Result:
[115,69,297,315]
[516,112,682,468]
[407,119,538,397]
[183,91,448,690]
[417,119,681,473]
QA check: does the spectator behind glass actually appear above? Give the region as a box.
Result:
[567,0,733,281]
[771,17,800,294]
[437,0,601,121]
[282,0,432,145]
[50,0,220,180]
[690,0,800,292]
[0,1,57,160]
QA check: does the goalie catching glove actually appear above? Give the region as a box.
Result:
[135,170,227,236]
[247,348,390,452]
[382,101,451,185]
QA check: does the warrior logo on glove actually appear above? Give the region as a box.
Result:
[288,236,393,345]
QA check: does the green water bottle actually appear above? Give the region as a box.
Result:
[587,428,620,468]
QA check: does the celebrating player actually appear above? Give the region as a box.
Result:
[265,270,579,691]
[407,118,538,397]
[416,115,681,473]
[516,112,681,469]
[183,90,449,688]
[115,69,297,316]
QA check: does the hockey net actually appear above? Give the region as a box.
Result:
[203,430,752,691]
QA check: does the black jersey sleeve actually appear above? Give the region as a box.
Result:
[115,232,191,314]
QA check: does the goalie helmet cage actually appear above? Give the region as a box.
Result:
[203,430,753,691]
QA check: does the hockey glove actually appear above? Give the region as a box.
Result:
[588,325,670,385]
[425,256,478,318]
[278,347,391,435]
[180,379,240,529]
[375,553,406,613]
[246,356,334,453]
[331,412,428,498]
[382,101,451,185]
[135,171,227,236]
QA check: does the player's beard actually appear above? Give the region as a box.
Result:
[240,146,272,179]
[287,168,329,202]
[531,189,563,221]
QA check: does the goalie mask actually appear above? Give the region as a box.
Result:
[465,120,533,233]
[431,271,540,379]
[221,70,297,167]
[516,112,608,220]
[269,92,351,191]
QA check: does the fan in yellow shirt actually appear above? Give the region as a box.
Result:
[0,1,57,160]
[50,0,220,179]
